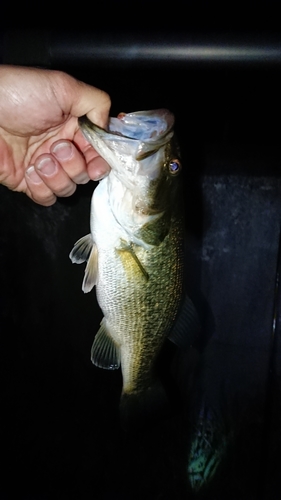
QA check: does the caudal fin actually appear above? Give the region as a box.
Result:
[119,380,171,430]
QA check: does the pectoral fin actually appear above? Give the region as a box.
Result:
[117,241,149,281]
[91,319,121,370]
[169,295,201,349]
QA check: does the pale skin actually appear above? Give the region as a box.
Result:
[0,65,111,206]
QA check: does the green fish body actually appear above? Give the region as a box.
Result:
[70,110,184,423]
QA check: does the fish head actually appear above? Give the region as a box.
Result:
[79,109,182,247]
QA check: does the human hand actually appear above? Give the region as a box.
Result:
[0,65,111,206]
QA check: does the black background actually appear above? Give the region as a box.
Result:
[1,24,281,499]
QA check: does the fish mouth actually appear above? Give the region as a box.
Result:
[79,109,174,145]
[79,109,175,180]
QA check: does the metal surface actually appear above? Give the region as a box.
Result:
[1,49,281,498]
[2,29,281,68]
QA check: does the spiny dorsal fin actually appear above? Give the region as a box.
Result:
[91,319,121,370]
[168,295,201,349]
[82,243,98,293]
[69,234,94,264]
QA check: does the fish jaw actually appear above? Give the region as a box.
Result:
[78,110,174,184]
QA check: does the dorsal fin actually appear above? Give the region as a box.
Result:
[169,295,201,349]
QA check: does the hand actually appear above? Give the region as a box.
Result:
[0,65,111,206]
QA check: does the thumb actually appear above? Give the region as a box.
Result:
[75,80,111,128]
[55,72,111,128]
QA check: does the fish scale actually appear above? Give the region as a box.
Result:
[96,220,184,393]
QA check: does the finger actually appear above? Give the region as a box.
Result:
[33,154,77,198]
[57,74,111,129]
[83,147,111,181]
[25,166,57,206]
[74,130,111,180]
[87,155,111,181]
[50,140,90,184]
[73,81,111,129]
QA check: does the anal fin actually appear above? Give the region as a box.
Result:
[91,318,121,370]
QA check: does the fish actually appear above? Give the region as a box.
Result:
[70,109,199,426]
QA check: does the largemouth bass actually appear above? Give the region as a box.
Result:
[70,109,196,425]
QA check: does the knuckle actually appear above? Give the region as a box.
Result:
[54,183,76,198]
[32,194,57,206]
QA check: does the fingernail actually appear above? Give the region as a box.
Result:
[37,157,57,176]
[93,172,109,181]
[52,142,73,161]
[26,166,43,184]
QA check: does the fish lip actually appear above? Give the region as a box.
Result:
[78,115,106,136]
[78,109,174,143]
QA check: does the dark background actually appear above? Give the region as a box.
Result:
[1,24,281,499]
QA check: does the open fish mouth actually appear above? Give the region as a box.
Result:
[78,109,175,166]
[78,109,177,186]
[79,109,174,142]
[106,109,174,142]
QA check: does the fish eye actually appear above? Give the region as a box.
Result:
[169,159,181,175]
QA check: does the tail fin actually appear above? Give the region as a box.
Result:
[119,380,171,430]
